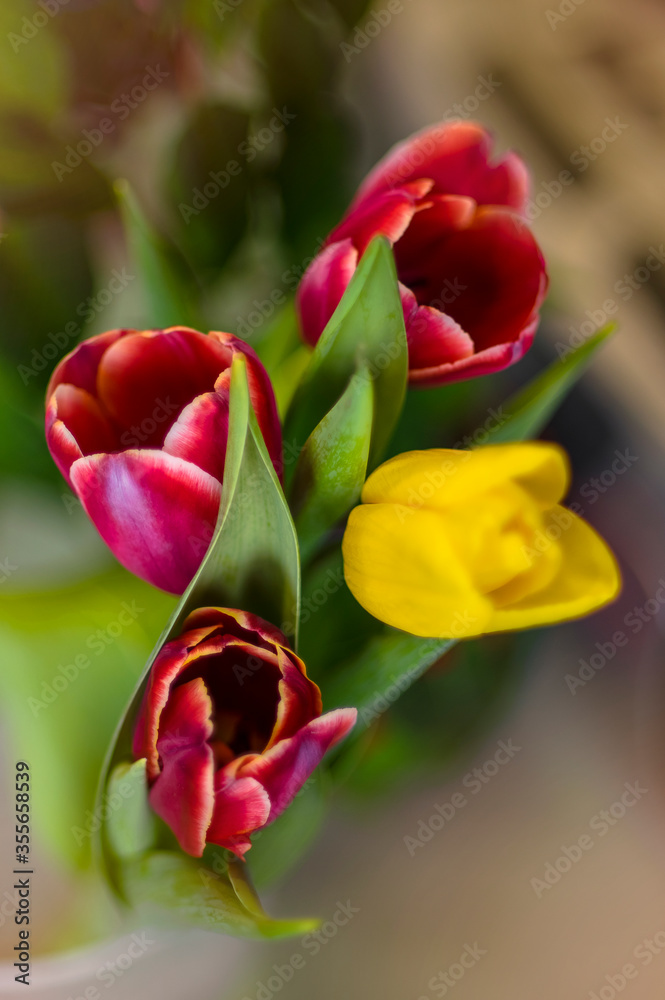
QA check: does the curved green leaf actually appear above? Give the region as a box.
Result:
[291,364,373,561]
[487,324,616,444]
[284,237,407,483]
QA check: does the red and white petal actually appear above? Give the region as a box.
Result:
[409,314,539,387]
[45,328,129,401]
[267,648,322,749]
[401,285,474,370]
[328,180,432,256]
[207,765,271,857]
[70,449,221,594]
[239,708,357,824]
[162,390,230,482]
[149,678,215,857]
[296,239,359,346]
[95,328,232,443]
[352,121,530,213]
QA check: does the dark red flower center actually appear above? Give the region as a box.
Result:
[175,645,282,765]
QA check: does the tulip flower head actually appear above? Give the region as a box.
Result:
[297,121,548,386]
[45,327,282,593]
[342,443,620,638]
[133,608,357,857]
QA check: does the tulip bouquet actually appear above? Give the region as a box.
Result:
[45,121,620,938]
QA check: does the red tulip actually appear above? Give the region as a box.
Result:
[132,607,357,858]
[45,327,282,594]
[297,121,549,386]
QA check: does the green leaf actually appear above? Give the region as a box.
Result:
[105,759,156,862]
[326,631,454,723]
[115,180,200,329]
[208,357,301,639]
[121,851,318,939]
[97,355,300,902]
[487,324,616,444]
[291,365,373,561]
[284,237,407,482]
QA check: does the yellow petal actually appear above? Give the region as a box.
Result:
[342,504,493,638]
[361,443,570,511]
[487,507,621,632]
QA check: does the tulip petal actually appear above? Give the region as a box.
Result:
[70,450,221,593]
[45,328,128,400]
[207,769,271,857]
[183,607,287,650]
[402,285,475,369]
[162,389,229,482]
[96,328,232,444]
[487,507,621,631]
[239,708,357,824]
[353,121,530,213]
[296,239,359,346]
[343,504,492,637]
[361,444,570,510]
[329,180,432,255]
[408,316,538,386]
[267,647,322,749]
[426,207,547,352]
[45,395,83,487]
[149,677,215,857]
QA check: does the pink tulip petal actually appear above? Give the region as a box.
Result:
[411,207,547,351]
[96,328,232,445]
[296,239,359,346]
[52,384,119,453]
[403,292,475,370]
[162,390,230,482]
[45,396,83,487]
[46,328,129,400]
[267,648,322,749]
[353,121,530,212]
[207,767,271,856]
[329,180,432,255]
[149,677,215,857]
[409,314,538,387]
[70,450,221,593]
[240,708,357,823]
[210,337,283,478]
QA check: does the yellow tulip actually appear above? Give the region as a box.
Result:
[342,443,621,638]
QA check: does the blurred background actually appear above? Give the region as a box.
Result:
[2,0,665,996]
